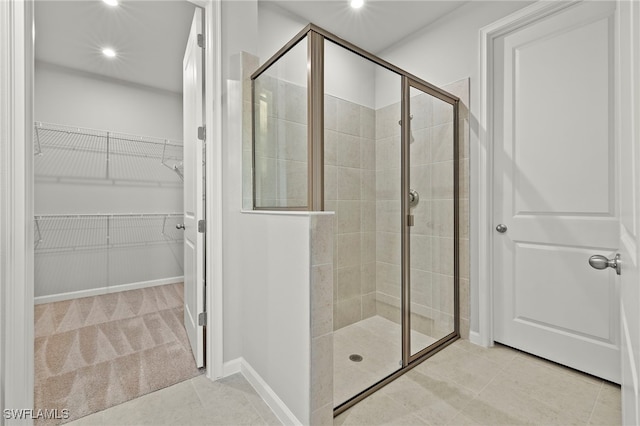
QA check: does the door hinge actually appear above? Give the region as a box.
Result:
[198,219,206,233]
[198,312,207,326]
[197,126,206,141]
[197,34,205,49]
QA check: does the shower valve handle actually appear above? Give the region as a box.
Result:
[176,223,185,230]
[409,189,419,208]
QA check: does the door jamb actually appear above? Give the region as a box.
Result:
[189,0,224,381]
[475,0,581,347]
[0,1,35,422]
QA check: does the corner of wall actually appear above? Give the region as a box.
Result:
[241,359,305,426]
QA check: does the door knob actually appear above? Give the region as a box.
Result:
[176,223,185,230]
[496,224,507,233]
[588,253,621,275]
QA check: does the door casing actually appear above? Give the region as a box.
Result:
[476,0,598,347]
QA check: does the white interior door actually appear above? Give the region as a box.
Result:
[183,7,204,368]
[617,0,640,422]
[493,1,620,382]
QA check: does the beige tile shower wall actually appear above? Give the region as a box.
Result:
[374,79,470,340]
[310,213,334,426]
[325,94,377,331]
[252,75,308,208]
[374,102,403,328]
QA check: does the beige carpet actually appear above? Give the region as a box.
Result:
[34,283,204,425]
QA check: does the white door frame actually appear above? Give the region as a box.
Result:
[477,0,636,352]
[0,1,35,422]
[0,0,224,420]
[475,0,591,347]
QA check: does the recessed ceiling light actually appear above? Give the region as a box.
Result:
[103,0,118,6]
[102,48,116,58]
[350,0,364,9]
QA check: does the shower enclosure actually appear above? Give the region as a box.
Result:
[251,24,459,414]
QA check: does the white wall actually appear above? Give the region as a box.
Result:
[221,0,259,363]
[35,61,183,140]
[325,41,376,109]
[376,1,533,334]
[240,212,312,424]
[376,1,533,106]
[258,1,307,66]
[222,5,324,422]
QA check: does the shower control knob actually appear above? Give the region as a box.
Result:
[176,223,185,230]
[495,224,507,233]
[409,189,420,208]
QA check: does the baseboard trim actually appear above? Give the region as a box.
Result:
[469,331,484,347]
[222,358,242,377]
[226,358,303,426]
[34,276,184,304]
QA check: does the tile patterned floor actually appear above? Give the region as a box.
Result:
[68,340,621,426]
[66,374,281,426]
[336,340,621,425]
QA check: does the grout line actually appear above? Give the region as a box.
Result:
[188,378,208,410]
[586,381,604,425]
[480,355,599,425]
[471,348,519,397]
[392,363,477,425]
[243,388,276,426]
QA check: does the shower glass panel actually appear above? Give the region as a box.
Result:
[250,24,461,415]
[253,36,308,209]
[324,39,403,407]
[408,84,456,356]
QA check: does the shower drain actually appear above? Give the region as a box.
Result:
[349,354,363,362]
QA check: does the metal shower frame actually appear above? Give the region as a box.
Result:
[250,23,460,416]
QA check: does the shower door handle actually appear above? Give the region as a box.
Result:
[176,224,185,230]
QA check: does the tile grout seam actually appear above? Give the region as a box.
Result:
[585,381,604,425]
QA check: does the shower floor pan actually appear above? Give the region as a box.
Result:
[333,315,436,406]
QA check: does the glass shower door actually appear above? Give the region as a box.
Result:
[406,81,458,358]
[324,38,404,408]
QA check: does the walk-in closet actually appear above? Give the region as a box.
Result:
[32,1,202,423]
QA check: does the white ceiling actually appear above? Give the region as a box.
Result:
[35,0,196,93]
[35,0,467,94]
[267,0,468,53]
